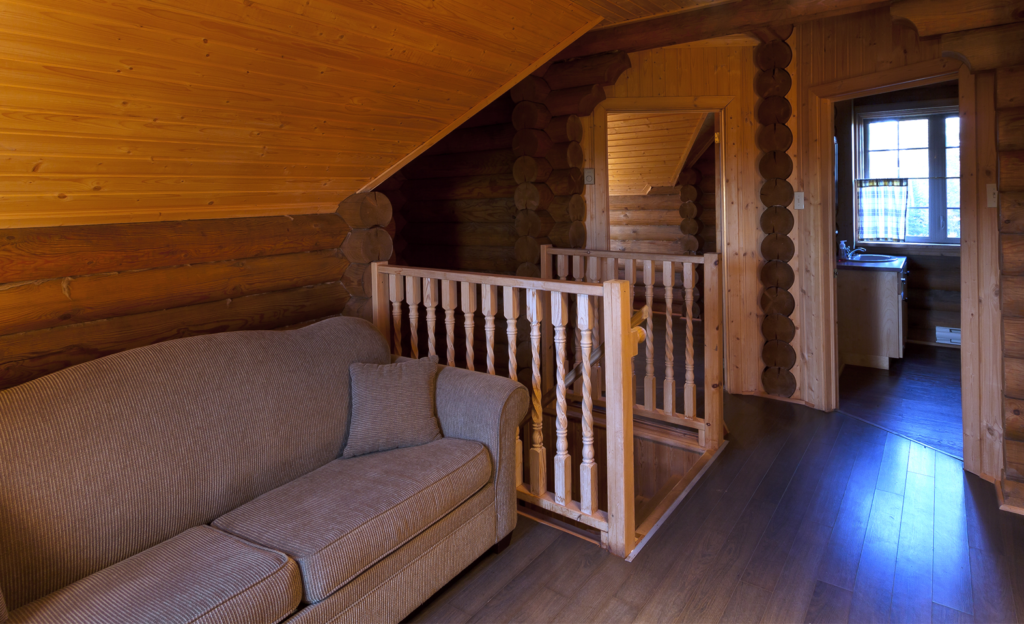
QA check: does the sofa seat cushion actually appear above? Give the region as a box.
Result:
[212,438,491,603]
[9,525,302,624]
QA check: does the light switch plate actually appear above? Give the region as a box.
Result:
[584,168,595,185]
[794,191,805,210]
[988,183,998,208]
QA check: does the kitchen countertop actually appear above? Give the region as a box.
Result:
[836,255,907,272]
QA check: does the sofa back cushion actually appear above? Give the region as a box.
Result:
[0,316,389,610]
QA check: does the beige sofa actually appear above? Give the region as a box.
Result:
[0,317,528,623]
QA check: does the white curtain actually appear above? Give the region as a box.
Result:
[857,178,908,243]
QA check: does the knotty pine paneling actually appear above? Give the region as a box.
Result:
[0,215,354,389]
[0,0,600,228]
[570,0,734,28]
[607,111,703,195]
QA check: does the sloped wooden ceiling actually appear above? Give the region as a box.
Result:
[0,0,601,228]
[571,0,736,28]
[607,111,704,195]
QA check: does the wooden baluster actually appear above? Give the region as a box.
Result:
[557,254,569,281]
[572,256,584,282]
[405,276,421,359]
[552,291,571,505]
[622,258,636,403]
[643,260,656,410]
[503,287,520,382]
[683,264,696,418]
[663,261,676,415]
[578,293,598,515]
[572,257,586,394]
[527,289,547,496]
[482,284,498,375]
[441,280,458,366]
[587,256,603,398]
[504,286,523,488]
[461,282,478,371]
[388,274,405,356]
[423,278,439,359]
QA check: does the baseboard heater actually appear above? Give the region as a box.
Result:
[936,326,961,346]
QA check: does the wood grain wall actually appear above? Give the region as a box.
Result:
[0,214,355,389]
[0,0,600,228]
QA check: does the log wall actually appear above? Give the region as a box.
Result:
[0,215,361,390]
[385,53,631,276]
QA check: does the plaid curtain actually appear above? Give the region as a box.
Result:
[857,178,908,242]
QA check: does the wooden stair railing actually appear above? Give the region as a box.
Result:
[370,263,643,557]
[540,247,724,454]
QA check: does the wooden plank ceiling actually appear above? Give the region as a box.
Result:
[571,0,737,28]
[607,111,704,195]
[0,0,600,228]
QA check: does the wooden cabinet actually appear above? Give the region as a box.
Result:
[837,259,908,370]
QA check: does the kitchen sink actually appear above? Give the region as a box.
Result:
[848,254,895,262]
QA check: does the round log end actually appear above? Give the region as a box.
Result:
[762,366,797,398]
[343,296,373,322]
[763,340,797,370]
[760,259,795,289]
[758,151,794,181]
[677,169,701,186]
[760,178,795,208]
[680,234,700,252]
[755,68,793,98]
[762,313,796,343]
[760,206,794,235]
[760,286,795,316]
[514,235,541,263]
[337,191,393,229]
[514,182,540,211]
[512,101,552,130]
[516,262,541,277]
[757,96,793,126]
[679,218,701,236]
[679,200,699,220]
[761,233,795,262]
[755,40,793,71]
[756,123,794,152]
[679,185,699,202]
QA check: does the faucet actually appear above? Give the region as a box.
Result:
[838,241,866,260]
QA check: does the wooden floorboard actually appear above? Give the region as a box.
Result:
[406,392,1024,624]
[839,343,963,459]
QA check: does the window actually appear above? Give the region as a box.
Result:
[856,107,960,245]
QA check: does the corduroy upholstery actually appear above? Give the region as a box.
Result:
[344,358,442,458]
[286,486,497,624]
[9,526,302,624]
[434,365,530,542]
[213,438,491,603]
[0,317,389,610]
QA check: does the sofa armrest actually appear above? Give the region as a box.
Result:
[434,366,529,543]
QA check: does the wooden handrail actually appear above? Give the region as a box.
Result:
[374,263,604,296]
[544,247,705,264]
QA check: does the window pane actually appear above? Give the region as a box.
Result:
[899,149,929,178]
[947,209,960,238]
[946,116,959,147]
[909,178,929,207]
[946,147,959,177]
[868,150,898,178]
[947,178,960,208]
[898,119,929,149]
[868,120,898,150]
[908,208,929,237]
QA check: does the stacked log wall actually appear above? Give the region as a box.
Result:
[383,53,631,276]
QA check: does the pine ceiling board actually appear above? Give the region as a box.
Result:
[0,0,601,227]
[578,0,737,27]
[607,110,703,195]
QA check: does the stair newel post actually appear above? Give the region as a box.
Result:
[704,254,724,450]
[504,285,523,488]
[682,263,697,421]
[370,262,390,342]
[643,260,656,410]
[405,276,422,359]
[441,280,458,366]
[527,288,547,496]
[578,293,598,515]
[423,278,439,359]
[388,273,405,357]
[461,282,478,371]
[663,261,676,415]
[603,279,635,558]
[552,291,572,506]
[482,285,498,375]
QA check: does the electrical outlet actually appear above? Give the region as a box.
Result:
[794,191,805,210]
[584,168,595,185]
[988,183,998,208]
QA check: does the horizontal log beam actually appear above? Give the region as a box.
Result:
[557,0,889,59]
[0,215,349,284]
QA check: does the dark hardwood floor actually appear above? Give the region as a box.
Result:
[407,393,1024,624]
[839,343,963,459]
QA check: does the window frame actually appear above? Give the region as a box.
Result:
[854,102,960,246]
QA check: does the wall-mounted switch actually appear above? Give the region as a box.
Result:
[584,168,596,185]
[988,183,998,208]
[794,191,805,210]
